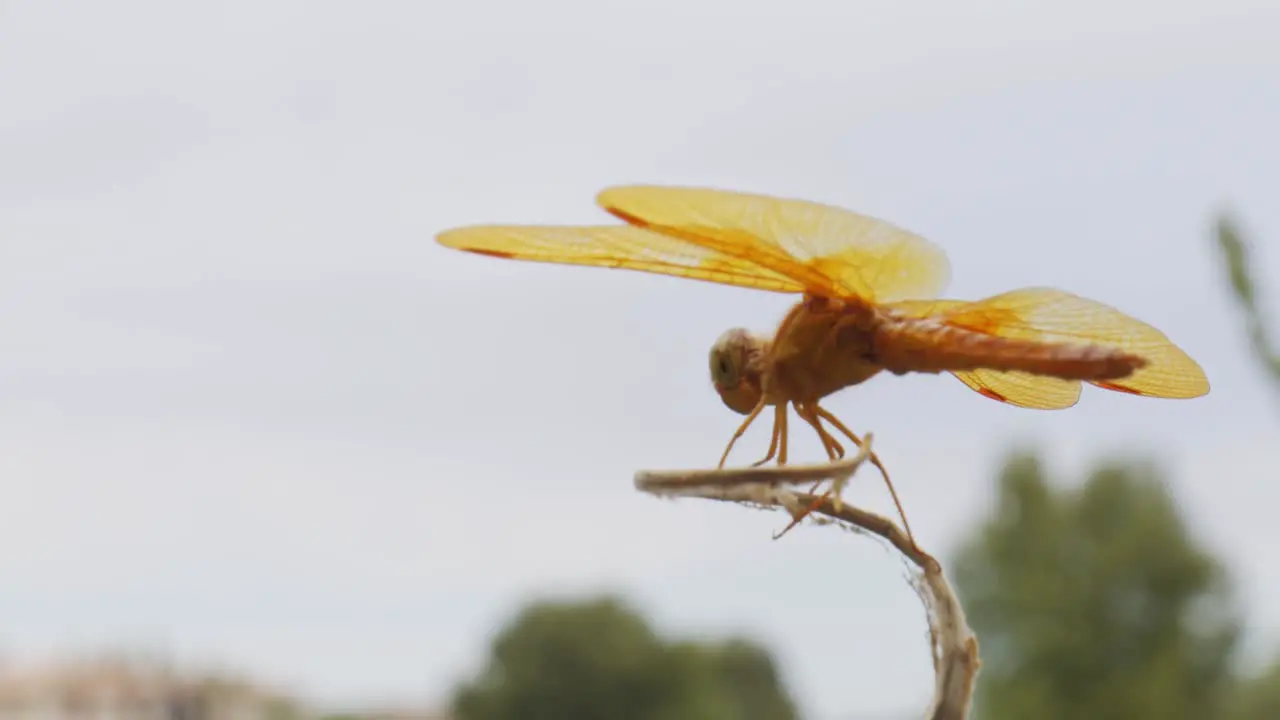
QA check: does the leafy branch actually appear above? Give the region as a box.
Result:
[1216,214,1280,394]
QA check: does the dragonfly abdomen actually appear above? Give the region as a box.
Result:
[873,315,1147,381]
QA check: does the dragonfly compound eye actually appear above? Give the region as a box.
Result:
[709,348,737,386]
[710,327,763,390]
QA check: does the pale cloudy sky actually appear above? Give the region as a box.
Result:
[0,0,1277,717]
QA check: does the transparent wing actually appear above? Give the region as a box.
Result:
[597,185,951,302]
[885,298,1084,408]
[935,288,1210,399]
[436,224,806,293]
[950,369,1083,409]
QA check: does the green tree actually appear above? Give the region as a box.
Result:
[1226,654,1280,720]
[952,452,1240,720]
[1215,214,1280,394]
[451,596,797,720]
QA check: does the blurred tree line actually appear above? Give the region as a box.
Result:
[441,217,1278,720]
[450,597,797,720]
[955,452,1279,720]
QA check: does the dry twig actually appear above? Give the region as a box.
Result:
[633,436,980,720]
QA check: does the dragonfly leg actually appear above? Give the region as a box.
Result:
[775,403,789,466]
[794,401,843,491]
[773,402,845,540]
[718,397,767,469]
[815,405,917,548]
[771,404,917,548]
[749,404,783,467]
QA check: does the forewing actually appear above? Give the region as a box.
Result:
[435,224,806,293]
[597,185,951,302]
[885,299,1084,408]
[937,288,1209,399]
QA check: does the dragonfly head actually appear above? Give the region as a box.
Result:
[709,327,769,414]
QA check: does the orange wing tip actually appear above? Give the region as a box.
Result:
[462,247,515,259]
[1089,375,1211,399]
[434,229,467,247]
[435,228,517,258]
[600,206,651,231]
[1092,381,1145,396]
[977,387,1007,402]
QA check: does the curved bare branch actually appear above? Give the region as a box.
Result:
[634,437,980,720]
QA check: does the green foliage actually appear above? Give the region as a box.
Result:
[953,452,1241,720]
[1213,212,1280,718]
[451,596,797,720]
[1215,214,1280,392]
[1226,656,1280,720]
